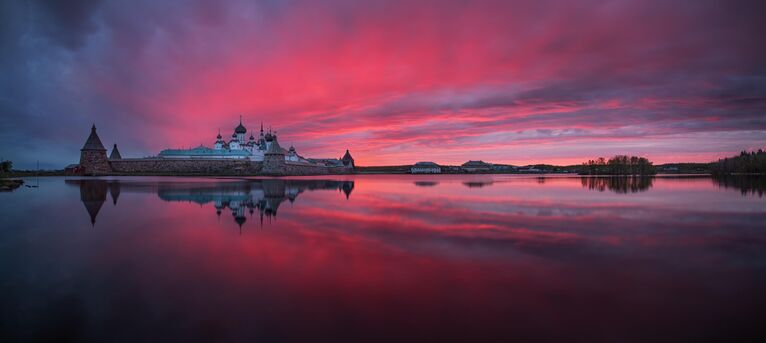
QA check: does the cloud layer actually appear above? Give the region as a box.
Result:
[1,0,765,168]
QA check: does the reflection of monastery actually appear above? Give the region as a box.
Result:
[66,179,354,230]
[72,118,354,176]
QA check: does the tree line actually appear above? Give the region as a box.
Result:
[0,160,12,175]
[580,155,656,175]
[711,150,766,175]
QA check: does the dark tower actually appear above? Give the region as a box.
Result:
[263,138,286,175]
[109,143,122,159]
[80,125,111,175]
[341,150,355,169]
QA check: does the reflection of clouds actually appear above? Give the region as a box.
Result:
[6,175,764,341]
[286,180,766,268]
[60,176,766,288]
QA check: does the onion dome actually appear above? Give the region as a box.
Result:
[249,131,255,141]
[81,124,106,151]
[235,117,247,134]
[289,145,296,153]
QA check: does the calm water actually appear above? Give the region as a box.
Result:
[1,175,764,342]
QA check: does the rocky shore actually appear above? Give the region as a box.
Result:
[0,178,24,191]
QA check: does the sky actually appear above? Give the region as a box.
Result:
[1,0,765,169]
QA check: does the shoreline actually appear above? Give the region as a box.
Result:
[0,178,24,191]
[4,172,738,178]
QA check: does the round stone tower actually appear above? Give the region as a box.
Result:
[80,125,111,175]
[262,137,285,175]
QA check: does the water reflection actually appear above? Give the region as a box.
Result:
[66,179,354,227]
[462,180,494,188]
[712,175,766,197]
[2,175,764,341]
[413,181,439,187]
[580,176,654,193]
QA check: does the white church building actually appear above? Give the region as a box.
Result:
[158,117,309,163]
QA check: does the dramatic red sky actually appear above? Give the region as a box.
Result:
[2,0,765,168]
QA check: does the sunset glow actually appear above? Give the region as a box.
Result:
[2,0,764,168]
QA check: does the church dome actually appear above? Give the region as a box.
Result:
[234,119,247,134]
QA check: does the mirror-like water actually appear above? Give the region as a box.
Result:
[1,175,764,341]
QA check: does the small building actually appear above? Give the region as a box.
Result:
[411,162,441,174]
[65,164,82,175]
[461,160,492,172]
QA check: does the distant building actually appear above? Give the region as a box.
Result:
[64,164,82,175]
[411,162,441,174]
[461,160,492,172]
[517,167,542,173]
[491,164,515,172]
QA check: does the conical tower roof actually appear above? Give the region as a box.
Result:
[266,137,284,155]
[109,144,122,159]
[341,149,354,167]
[79,180,107,226]
[84,200,104,226]
[82,125,106,151]
[342,149,353,161]
[109,182,121,205]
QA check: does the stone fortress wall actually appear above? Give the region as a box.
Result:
[109,158,262,175]
[107,158,348,176]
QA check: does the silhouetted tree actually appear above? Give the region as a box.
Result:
[0,160,12,174]
[711,150,766,175]
[581,155,655,175]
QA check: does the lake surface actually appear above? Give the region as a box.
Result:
[1,175,764,342]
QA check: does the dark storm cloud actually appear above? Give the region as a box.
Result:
[31,0,104,50]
